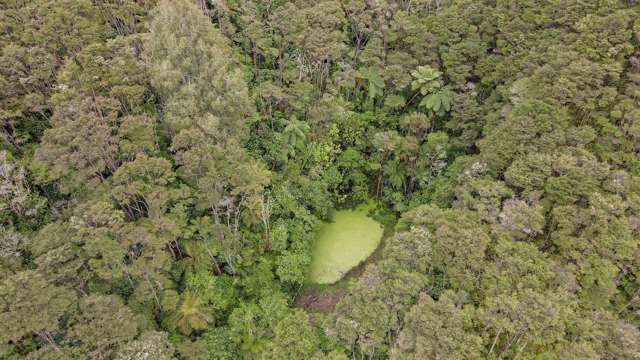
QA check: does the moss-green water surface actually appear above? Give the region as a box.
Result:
[309,204,384,284]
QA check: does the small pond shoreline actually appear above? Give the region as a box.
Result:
[295,213,397,313]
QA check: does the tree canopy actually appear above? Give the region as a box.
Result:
[2,0,640,359]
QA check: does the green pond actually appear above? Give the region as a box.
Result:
[308,203,384,284]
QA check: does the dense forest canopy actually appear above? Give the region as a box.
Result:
[2,0,640,358]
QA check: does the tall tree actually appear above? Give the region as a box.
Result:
[148,0,252,135]
[0,271,76,350]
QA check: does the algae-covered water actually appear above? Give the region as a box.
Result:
[308,203,384,284]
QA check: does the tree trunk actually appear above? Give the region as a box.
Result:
[488,327,503,355]
[37,331,60,352]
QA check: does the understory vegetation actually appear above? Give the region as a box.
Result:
[2,0,640,359]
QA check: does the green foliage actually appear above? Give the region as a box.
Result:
[0,271,76,345]
[67,295,138,357]
[283,116,311,157]
[395,291,482,359]
[419,86,454,115]
[3,0,640,358]
[167,292,213,335]
[410,66,443,96]
[148,0,251,134]
[358,67,385,100]
[269,310,321,359]
[116,331,175,360]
